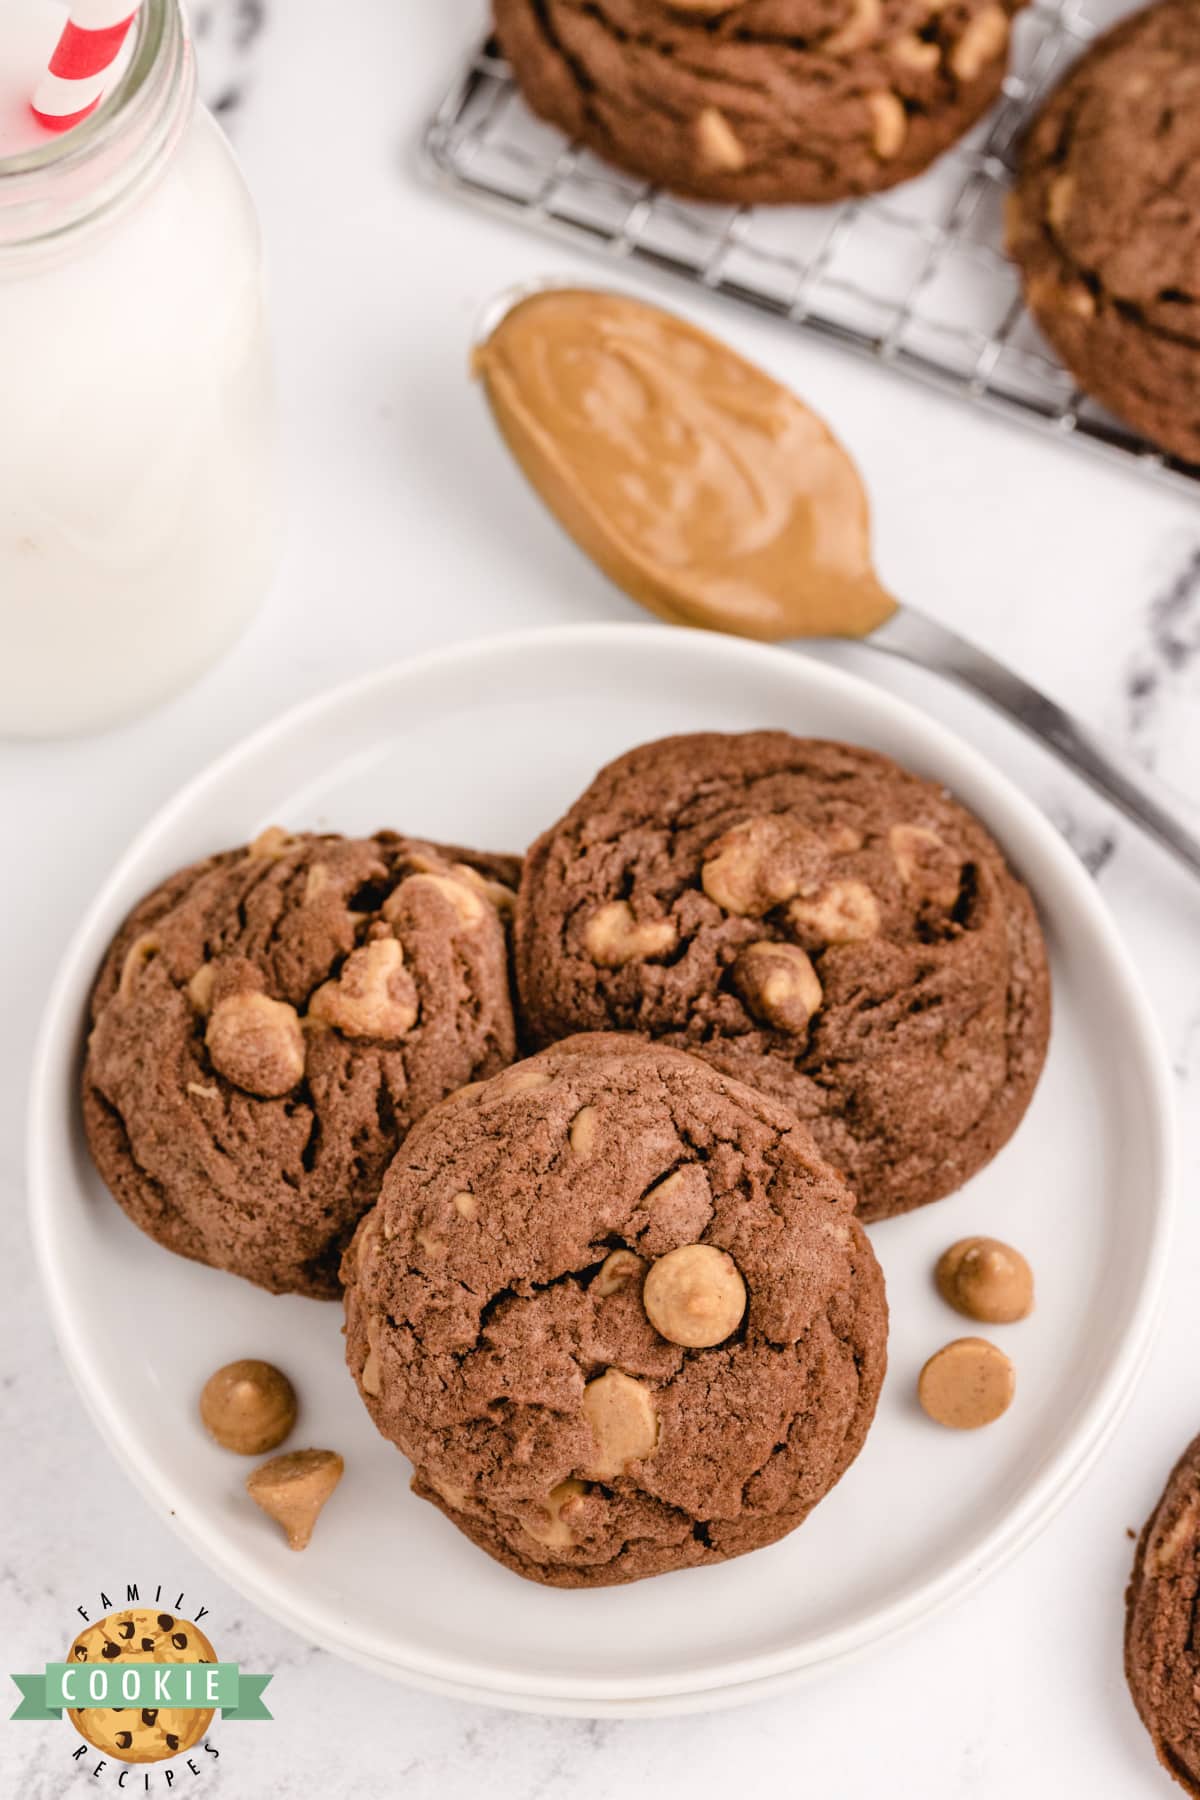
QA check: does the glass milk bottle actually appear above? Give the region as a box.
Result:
[0,0,276,735]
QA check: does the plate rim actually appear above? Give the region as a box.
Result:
[27,620,1177,1715]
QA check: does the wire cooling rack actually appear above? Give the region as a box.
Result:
[420,2,1197,496]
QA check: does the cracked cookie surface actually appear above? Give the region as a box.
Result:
[1126,1434,1200,1796]
[1009,0,1200,465]
[514,732,1050,1221]
[83,829,519,1298]
[493,0,1024,205]
[342,1035,887,1586]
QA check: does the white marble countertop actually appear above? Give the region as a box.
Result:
[3,2,1199,1795]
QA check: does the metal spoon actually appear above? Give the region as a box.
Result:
[475,279,1200,881]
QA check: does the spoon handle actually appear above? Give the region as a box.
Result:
[863,604,1200,882]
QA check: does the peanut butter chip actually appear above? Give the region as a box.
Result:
[787,879,880,945]
[246,1448,344,1550]
[888,822,963,908]
[246,825,295,860]
[700,815,823,916]
[584,900,677,966]
[200,1360,296,1455]
[827,0,881,53]
[643,1244,746,1348]
[117,933,160,1001]
[580,1370,659,1479]
[949,3,1009,81]
[569,1105,599,1157]
[307,937,418,1039]
[695,105,747,172]
[918,1338,1014,1429]
[387,871,486,927]
[186,962,215,1015]
[523,1478,588,1549]
[732,940,823,1032]
[868,91,907,159]
[206,992,305,1098]
[935,1237,1034,1324]
[592,1249,647,1297]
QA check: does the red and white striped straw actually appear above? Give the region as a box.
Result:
[31,1,144,134]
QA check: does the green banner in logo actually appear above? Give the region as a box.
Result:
[10,1663,272,1722]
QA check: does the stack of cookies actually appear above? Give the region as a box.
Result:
[83,729,1050,1587]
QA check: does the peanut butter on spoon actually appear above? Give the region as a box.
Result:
[473,287,896,642]
[474,284,1200,884]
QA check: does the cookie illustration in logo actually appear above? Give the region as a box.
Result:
[65,1609,217,1764]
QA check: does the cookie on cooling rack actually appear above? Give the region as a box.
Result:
[83,828,518,1298]
[1009,0,1200,466]
[513,731,1050,1223]
[342,1036,887,1587]
[493,0,1026,205]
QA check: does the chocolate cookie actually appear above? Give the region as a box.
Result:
[494,0,1024,205]
[83,828,518,1298]
[1126,1434,1200,1796]
[1009,0,1200,466]
[66,1609,217,1763]
[343,1036,887,1587]
[514,732,1049,1221]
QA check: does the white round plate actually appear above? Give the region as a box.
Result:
[30,623,1174,1717]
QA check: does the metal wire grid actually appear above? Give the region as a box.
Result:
[420,2,1198,497]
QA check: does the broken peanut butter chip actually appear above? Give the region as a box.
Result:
[732,940,823,1033]
[308,937,418,1039]
[786,878,880,946]
[584,899,677,967]
[891,33,940,70]
[949,4,1008,81]
[568,1105,599,1157]
[701,815,824,916]
[246,825,295,861]
[643,1243,746,1348]
[592,1249,647,1297]
[361,1315,384,1396]
[206,992,305,1097]
[827,0,881,53]
[117,933,160,1002]
[580,1371,659,1480]
[387,870,486,927]
[452,1190,479,1219]
[246,1448,344,1550]
[695,106,747,172]
[523,1478,588,1549]
[186,962,216,1015]
[868,90,908,159]
[889,823,963,909]
[452,861,516,914]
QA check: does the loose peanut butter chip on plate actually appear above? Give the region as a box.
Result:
[918,1338,1014,1429]
[936,1237,1034,1324]
[206,992,305,1097]
[200,1359,297,1455]
[643,1244,747,1348]
[580,1370,660,1479]
[246,1448,344,1550]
